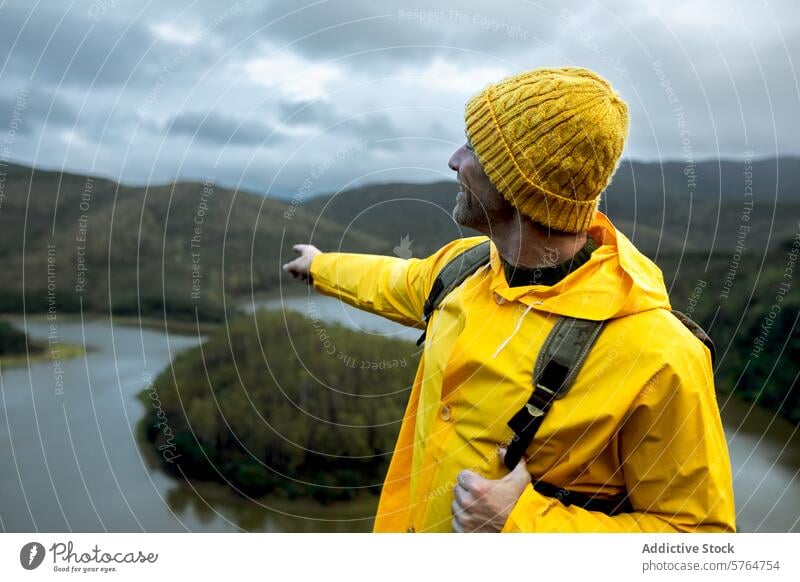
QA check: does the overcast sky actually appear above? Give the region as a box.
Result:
[1,0,798,198]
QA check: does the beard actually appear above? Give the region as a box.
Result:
[452,188,490,231]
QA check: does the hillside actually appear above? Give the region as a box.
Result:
[0,162,388,321]
[139,310,419,501]
[666,238,800,424]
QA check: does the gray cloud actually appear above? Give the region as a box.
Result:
[248,0,563,67]
[0,2,162,88]
[277,100,332,127]
[0,87,81,136]
[165,110,280,146]
[276,99,397,140]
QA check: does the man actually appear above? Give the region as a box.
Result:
[284,67,736,533]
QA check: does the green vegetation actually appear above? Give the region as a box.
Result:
[725,260,798,424]
[0,320,39,356]
[665,236,800,425]
[731,293,799,424]
[139,309,420,502]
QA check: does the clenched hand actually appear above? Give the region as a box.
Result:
[451,447,531,533]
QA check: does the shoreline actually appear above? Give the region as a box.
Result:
[0,288,313,337]
[0,342,86,367]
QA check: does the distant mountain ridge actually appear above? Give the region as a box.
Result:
[305,156,800,259]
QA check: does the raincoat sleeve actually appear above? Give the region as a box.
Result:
[502,344,737,533]
[309,237,487,328]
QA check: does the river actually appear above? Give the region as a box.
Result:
[0,296,797,532]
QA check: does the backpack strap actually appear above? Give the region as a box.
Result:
[670,310,716,367]
[505,310,714,515]
[504,316,607,471]
[531,480,633,516]
[416,239,491,346]
[504,316,633,515]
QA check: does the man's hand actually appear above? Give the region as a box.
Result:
[283,244,322,285]
[451,447,530,533]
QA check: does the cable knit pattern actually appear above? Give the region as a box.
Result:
[465,67,629,233]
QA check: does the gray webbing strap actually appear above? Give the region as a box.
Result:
[416,240,491,346]
[503,317,606,471]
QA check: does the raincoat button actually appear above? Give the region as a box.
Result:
[494,292,506,305]
[407,526,415,533]
[439,405,452,421]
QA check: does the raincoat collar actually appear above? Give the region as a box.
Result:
[488,210,672,320]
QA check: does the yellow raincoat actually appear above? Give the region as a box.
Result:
[310,210,736,533]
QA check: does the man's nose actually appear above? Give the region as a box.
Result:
[448,146,463,172]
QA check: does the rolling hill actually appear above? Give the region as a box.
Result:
[0,162,387,321]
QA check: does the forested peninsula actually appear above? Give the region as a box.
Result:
[139,309,419,502]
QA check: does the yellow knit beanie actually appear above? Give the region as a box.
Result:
[465,67,629,233]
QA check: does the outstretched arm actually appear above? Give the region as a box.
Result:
[283,238,489,328]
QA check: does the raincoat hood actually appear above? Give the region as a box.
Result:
[488,210,672,320]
